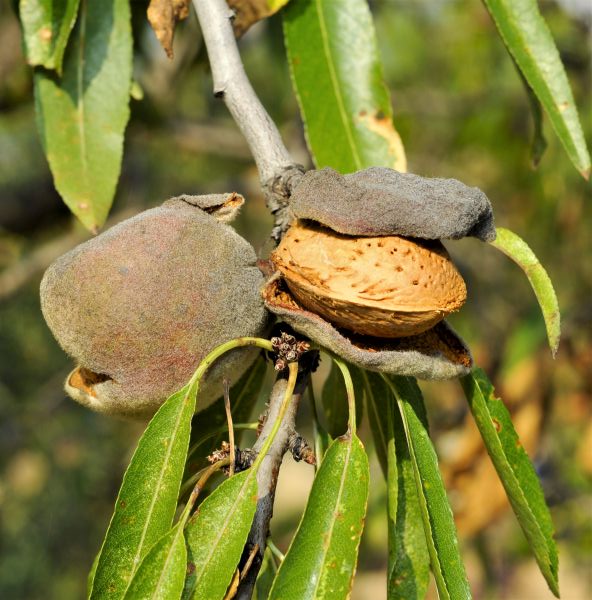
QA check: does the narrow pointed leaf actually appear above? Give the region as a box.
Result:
[322,361,349,438]
[283,0,406,174]
[515,64,547,167]
[269,434,369,600]
[362,370,390,477]
[389,376,471,600]
[362,372,429,599]
[490,227,560,356]
[483,0,590,178]
[321,362,364,438]
[253,547,278,600]
[90,383,197,599]
[460,368,559,596]
[388,408,430,600]
[19,0,80,73]
[34,0,132,231]
[182,469,259,600]
[123,523,187,600]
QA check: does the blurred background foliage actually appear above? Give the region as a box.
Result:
[0,0,590,598]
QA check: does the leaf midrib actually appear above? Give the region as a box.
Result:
[189,471,256,596]
[126,390,192,592]
[314,0,361,170]
[470,379,553,567]
[310,437,354,598]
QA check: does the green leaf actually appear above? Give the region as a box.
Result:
[34,0,132,232]
[483,0,591,179]
[182,469,259,600]
[253,547,278,600]
[515,64,547,167]
[490,227,560,356]
[388,376,471,600]
[283,0,406,173]
[362,370,390,477]
[460,368,559,596]
[269,433,369,600]
[19,0,80,73]
[123,523,187,600]
[321,360,349,438]
[90,383,197,599]
[321,361,364,438]
[362,372,429,600]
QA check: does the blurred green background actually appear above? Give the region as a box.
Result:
[0,0,590,598]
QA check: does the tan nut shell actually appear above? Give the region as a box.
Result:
[271,220,467,338]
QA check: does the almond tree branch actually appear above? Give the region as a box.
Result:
[235,352,317,600]
[192,0,304,239]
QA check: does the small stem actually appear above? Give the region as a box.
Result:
[224,378,236,477]
[181,457,231,526]
[188,422,259,459]
[267,539,285,564]
[190,337,273,391]
[253,363,298,469]
[332,357,357,435]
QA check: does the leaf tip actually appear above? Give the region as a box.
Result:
[580,166,590,181]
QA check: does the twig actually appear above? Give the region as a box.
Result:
[235,351,318,599]
[185,456,231,514]
[192,0,304,239]
[239,543,260,583]
[223,378,236,477]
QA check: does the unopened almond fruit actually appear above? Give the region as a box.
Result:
[271,220,467,338]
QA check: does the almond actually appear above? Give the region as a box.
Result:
[271,220,467,338]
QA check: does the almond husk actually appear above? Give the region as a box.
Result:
[271,220,467,338]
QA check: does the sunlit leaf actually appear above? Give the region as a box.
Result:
[484,0,591,178]
[460,368,559,596]
[283,0,406,173]
[321,361,364,438]
[490,227,560,356]
[253,546,278,600]
[19,0,80,73]
[89,383,197,599]
[388,376,471,600]
[123,523,187,600]
[183,359,297,600]
[182,469,259,600]
[34,0,132,231]
[362,372,429,599]
[269,433,369,599]
[515,64,547,167]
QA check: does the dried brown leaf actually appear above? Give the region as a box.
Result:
[147,0,190,58]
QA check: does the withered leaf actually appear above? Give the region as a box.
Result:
[147,0,190,58]
[228,0,288,37]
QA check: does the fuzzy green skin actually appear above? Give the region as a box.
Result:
[41,200,269,418]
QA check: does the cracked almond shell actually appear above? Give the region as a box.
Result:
[263,275,472,379]
[271,220,467,338]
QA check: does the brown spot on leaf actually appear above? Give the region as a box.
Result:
[492,418,502,433]
[356,110,407,172]
[39,27,52,42]
[147,0,190,59]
